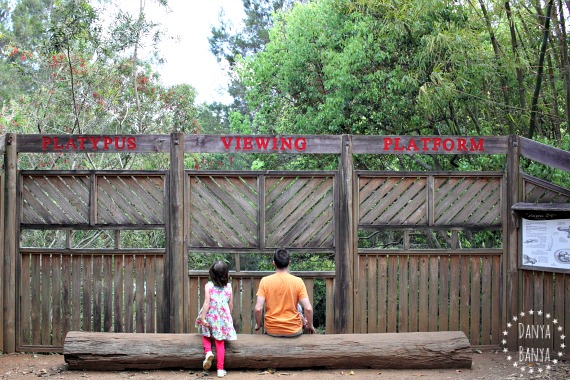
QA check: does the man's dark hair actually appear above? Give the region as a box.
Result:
[273,248,290,269]
[210,260,229,287]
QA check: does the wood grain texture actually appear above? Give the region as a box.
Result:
[64,331,472,370]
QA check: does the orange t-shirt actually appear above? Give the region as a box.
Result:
[256,272,308,335]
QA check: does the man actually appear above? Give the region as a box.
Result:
[254,248,317,336]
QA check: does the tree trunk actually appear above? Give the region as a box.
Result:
[529,0,554,139]
[64,331,472,371]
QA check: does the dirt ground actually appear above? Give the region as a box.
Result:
[0,350,569,380]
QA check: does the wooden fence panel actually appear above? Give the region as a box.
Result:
[265,176,334,248]
[519,271,569,357]
[18,252,164,352]
[356,253,502,346]
[519,174,570,357]
[188,175,258,248]
[21,172,165,227]
[21,175,90,225]
[359,176,427,225]
[434,177,502,226]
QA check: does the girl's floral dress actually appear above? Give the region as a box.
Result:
[195,282,237,341]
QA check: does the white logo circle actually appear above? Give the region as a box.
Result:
[502,310,566,377]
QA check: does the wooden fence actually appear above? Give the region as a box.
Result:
[516,174,570,352]
[354,173,504,346]
[0,133,568,357]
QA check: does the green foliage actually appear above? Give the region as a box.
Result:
[0,0,199,170]
[228,0,569,174]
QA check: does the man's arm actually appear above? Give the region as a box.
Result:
[254,296,265,331]
[299,297,316,334]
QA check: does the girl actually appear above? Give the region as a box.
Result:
[195,261,237,378]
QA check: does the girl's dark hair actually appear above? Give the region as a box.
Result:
[210,260,229,287]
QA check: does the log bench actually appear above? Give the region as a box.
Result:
[63,331,472,371]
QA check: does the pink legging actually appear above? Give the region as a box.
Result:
[202,336,225,370]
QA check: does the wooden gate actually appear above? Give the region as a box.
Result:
[18,171,167,351]
[354,173,504,346]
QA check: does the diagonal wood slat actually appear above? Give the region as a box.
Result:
[191,183,246,247]
[435,177,502,226]
[97,176,164,225]
[188,175,258,248]
[359,177,427,225]
[265,176,334,248]
[523,176,570,203]
[97,175,163,224]
[270,178,334,248]
[22,175,89,224]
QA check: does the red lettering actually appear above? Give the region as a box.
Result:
[407,138,418,151]
[432,138,442,151]
[235,137,241,150]
[457,138,467,151]
[443,138,454,151]
[470,138,484,151]
[420,138,431,150]
[383,138,393,151]
[255,137,270,150]
[221,137,232,150]
[42,137,51,151]
[89,136,101,150]
[294,138,306,151]
[272,137,279,150]
[394,138,405,151]
[243,137,253,150]
[281,137,292,150]
[77,137,87,150]
[103,137,113,150]
[65,138,77,150]
[127,137,136,150]
[53,137,64,150]
[115,137,126,150]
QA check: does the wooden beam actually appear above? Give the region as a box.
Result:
[63,331,472,371]
[3,133,16,352]
[505,135,520,350]
[336,135,353,333]
[519,137,570,173]
[168,132,185,333]
[351,135,508,154]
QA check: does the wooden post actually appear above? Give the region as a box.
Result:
[3,133,17,352]
[0,141,5,352]
[505,134,520,350]
[335,135,353,333]
[168,132,185,332]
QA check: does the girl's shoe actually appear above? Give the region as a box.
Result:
[203,351,214,370]
[217,369,227,377]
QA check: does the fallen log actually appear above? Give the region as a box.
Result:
[64,331,472,371]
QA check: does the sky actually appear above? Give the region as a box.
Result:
[118,0,245,104]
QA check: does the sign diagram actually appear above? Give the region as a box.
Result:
[522,218,570,270]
